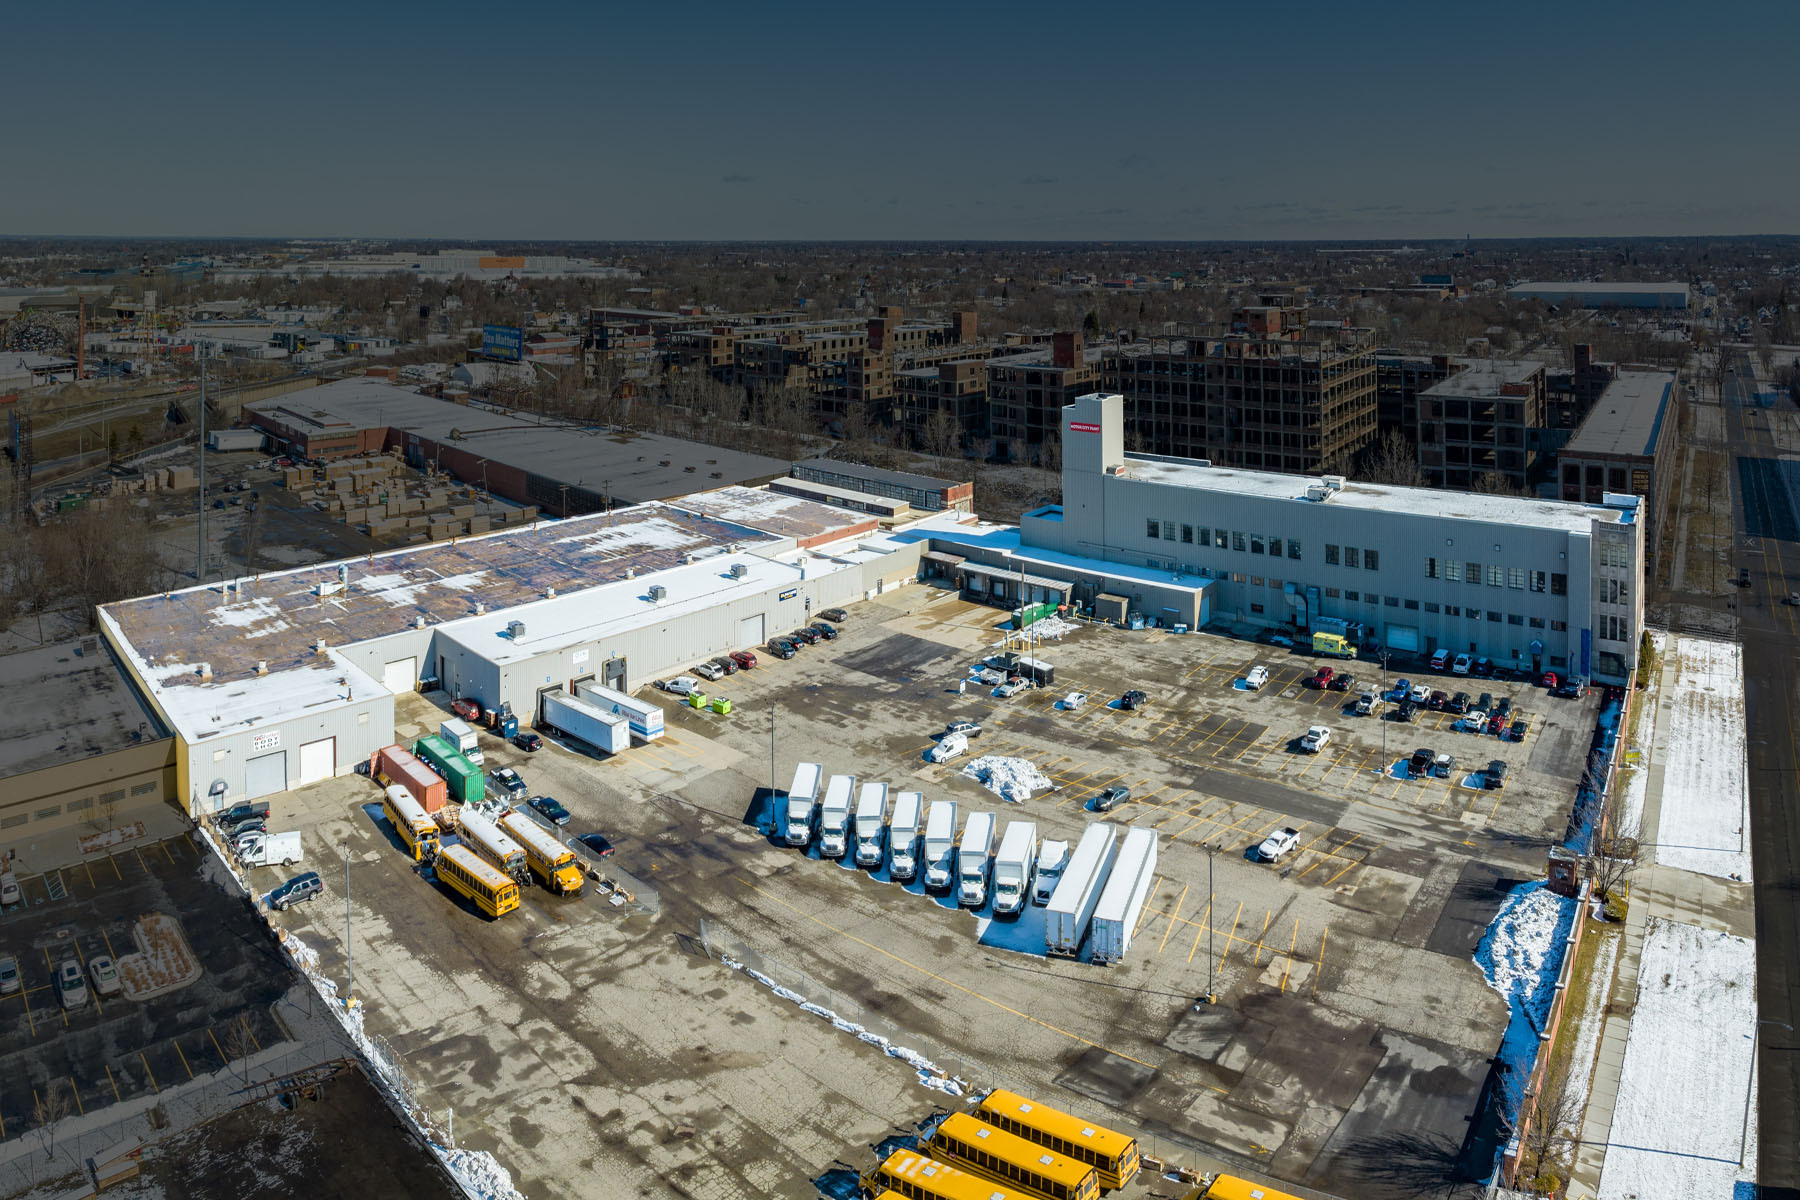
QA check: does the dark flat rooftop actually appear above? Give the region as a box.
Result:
[793,457,965,496]
[0,641,165,778]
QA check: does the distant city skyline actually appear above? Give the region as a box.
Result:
[4,0,1795,241]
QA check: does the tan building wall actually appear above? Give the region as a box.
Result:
[0,738,179,868]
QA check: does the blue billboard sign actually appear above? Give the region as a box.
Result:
[481,324,524,362]
[1579,628,1592,678]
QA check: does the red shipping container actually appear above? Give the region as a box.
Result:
[373,744,447,813]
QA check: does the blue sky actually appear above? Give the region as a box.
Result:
[2,0,1795,239]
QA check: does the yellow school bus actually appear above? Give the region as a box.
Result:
[974,1090,1140,1191]
[1191,1175,1305,1200]
[928,1112,1099,1200]
[861,1148,1028,1200]
[434,844,520,918]
[381,785,440,862]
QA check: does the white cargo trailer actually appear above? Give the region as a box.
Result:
[922,800,959,893]
[887,791,924,880]
[539,691,630,756]
[852,783,889,867]
[572,680,664,743]
[990,820,1039,917]
[957,811,997,907]
[1045,823,1118,957]
[784,762,824,846]
[1089,826,1158,964]
[817,774,856,859]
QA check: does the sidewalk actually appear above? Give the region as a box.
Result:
[1566,638,1757,1199]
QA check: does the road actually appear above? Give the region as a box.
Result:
[1720,349,1799,1197]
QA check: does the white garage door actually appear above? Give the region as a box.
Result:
[298,737,335,785]
[1386,624,1422,653]
[382,657,417,695]
[245,751,287,799]
[737,613,765,647]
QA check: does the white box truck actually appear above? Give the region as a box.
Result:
[957,811,996,908]
[1090,826,1159,964]
[922,800,959,893]
[818,775,856,859]
[991,820,1039,917]
[852,782,889,868]
[1033,838,1071,905]
[238,831,302,868]
[441,718,484,767]
[572,680,664,743]
[1045,823,1119,957]
[539,691,630,756]
[887,791,924,880]
[784,762,823,847]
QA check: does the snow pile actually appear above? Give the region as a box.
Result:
[1598,920,1756,1200]
[77,821,147,854]
[1472,880,1578,1142]
[995,615,1081,646]
[1656,637,1752,880]
[278,932,527,1200]
[960,756,1054,803]
[117,913,203,1000]
[720,954,966,1096]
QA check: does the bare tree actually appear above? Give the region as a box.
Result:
[1357,430,1427,487]
[1471,471,1528,497]
[225,1020,259,1086]
[33,1081,71,1162]
[922,408,961,460]
[1515,1056,1581,1190]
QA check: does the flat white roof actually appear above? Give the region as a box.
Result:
[1118,455,1623,535]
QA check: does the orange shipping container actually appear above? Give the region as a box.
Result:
[374,744,447,812]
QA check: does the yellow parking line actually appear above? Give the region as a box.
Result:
[104,1063,121,1103]
[19,978,35,1036]
[107,852,121,880]
[1133,875,1165,937]
[140,1053,159,1093]
[1219,901,1244,974]
[68,1077,83,1116]
[239,1013,263,1051]
[1186,900,1215,963]
[1253,910,1272,968]
[1158,883,1190,953]
[161,841,176,864]
[1279,920,1299,992]
[1314,927,1328,996]
[208,1027,229,1067]
[174,1041,194,1080]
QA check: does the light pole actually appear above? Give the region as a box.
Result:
[1204,842,1219,1005]
[1378,649,1391,775]
[1742,1018,1792,1169]
[343,842,353,1007]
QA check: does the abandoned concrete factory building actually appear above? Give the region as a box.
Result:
[96,488,928,811]
[908,393,1645,685]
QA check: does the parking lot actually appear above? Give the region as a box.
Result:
[0,835,290,1141]
[261,585,1601,1200]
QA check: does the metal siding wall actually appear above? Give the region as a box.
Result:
[185,693,395,809]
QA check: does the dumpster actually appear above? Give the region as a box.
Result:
[689,691,708,709]
[711,697,732,715]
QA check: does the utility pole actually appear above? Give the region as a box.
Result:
[343,841,353,1007]
[1203,842,1218,1005]
[1378,649,1390,774]
[197,353,207,583]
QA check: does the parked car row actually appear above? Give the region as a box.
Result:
[0,951,123,1010]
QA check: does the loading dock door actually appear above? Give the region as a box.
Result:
[298,737,335,785]
[382,657,417,695]
[245,751,287,799]
[737,614,765,648]
[1385,624,1422,653]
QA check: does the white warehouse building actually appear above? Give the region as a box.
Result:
[98,489,928,813]
[913,393,1644,684]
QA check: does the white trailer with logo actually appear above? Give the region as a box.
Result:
[1089,826,1158,964]
[573,680,664,743]
[1045,823,1118,957]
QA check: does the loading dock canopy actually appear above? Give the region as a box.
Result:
[920,550,966,567]
[958,562,1073,592]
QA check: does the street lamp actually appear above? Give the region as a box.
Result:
[343,842,354,1008]
[1742,1018,1792,1169]
[1378,649,1391,775]
[1195,841,1220,1009]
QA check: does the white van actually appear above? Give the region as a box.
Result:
[928,732,969,763]
[1245,665,1270,689]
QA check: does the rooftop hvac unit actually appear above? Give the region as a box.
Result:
[545,586,556,599]
[1322,474,1347,490]
[729,563,748,579]
[507,620,527,639]
[648,584,667,603]
[1306,484,1332,502]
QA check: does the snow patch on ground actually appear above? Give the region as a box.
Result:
[1473,880,1578,1133]
[718,954,966,1096]
[959,755,1053,803]
[1598,919,1756,1200]
[1656,637,1751,880]
[993,615,1082,646]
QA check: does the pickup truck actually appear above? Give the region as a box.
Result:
[1255,827,1300,863]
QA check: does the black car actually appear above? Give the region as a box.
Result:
[809,622,838,641]
[214,801,271,829]
[512,731,542,753]
[1408,747,1434,778]
[1448,691,1470,714]
[708,656,738,676]
[572,833,615,862]
[1472,657,1495,677]
[1551,678,1587,699]
[819,608,848,623]
[1495,696,1513,718]
[269,871,323,912]
[1327,672,1355,692]
[528,795,570,826]
[766,639,797,659]
[1476,692,1494,713]
[1120,689,1148,711]
[1092,785,1131,812]
[1507,719,1528,742]
[1484,760,1509,790]
[790,627,821,646]
[1392,699,1415,723]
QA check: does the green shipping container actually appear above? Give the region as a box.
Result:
[1011,600,1058,630]
[413,735,484,804]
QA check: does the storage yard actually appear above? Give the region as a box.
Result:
[252,583,1601,1200]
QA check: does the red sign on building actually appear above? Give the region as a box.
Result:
[1069,421,1101,434]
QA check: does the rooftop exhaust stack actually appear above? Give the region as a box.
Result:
[199,663,213,682]
[414,615,426,629]
[545,587,556,599]
[625,567,635,579]
[474,602,486,615]
[313,638,327,653]
[338,564,350,585]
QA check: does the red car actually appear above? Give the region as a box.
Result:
[450,697,483,723]
[1307,667,1334,689]
[1541,671,1559,688]
[730,650,757,670]
[1487,712,1507,735]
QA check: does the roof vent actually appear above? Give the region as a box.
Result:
[255,661,268,676]
[545,586,556,599]
[313,638,327,653]
[507,620,527,639]
[474,602,486,615]
[1322,474,1347,490]
[625,567,635,579]
[1306,484,1332,502]
[414,615,427,629]
[648,584,667,603]
[338,564,350,585]
[729,563,748,579]
[199,663,213,682]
